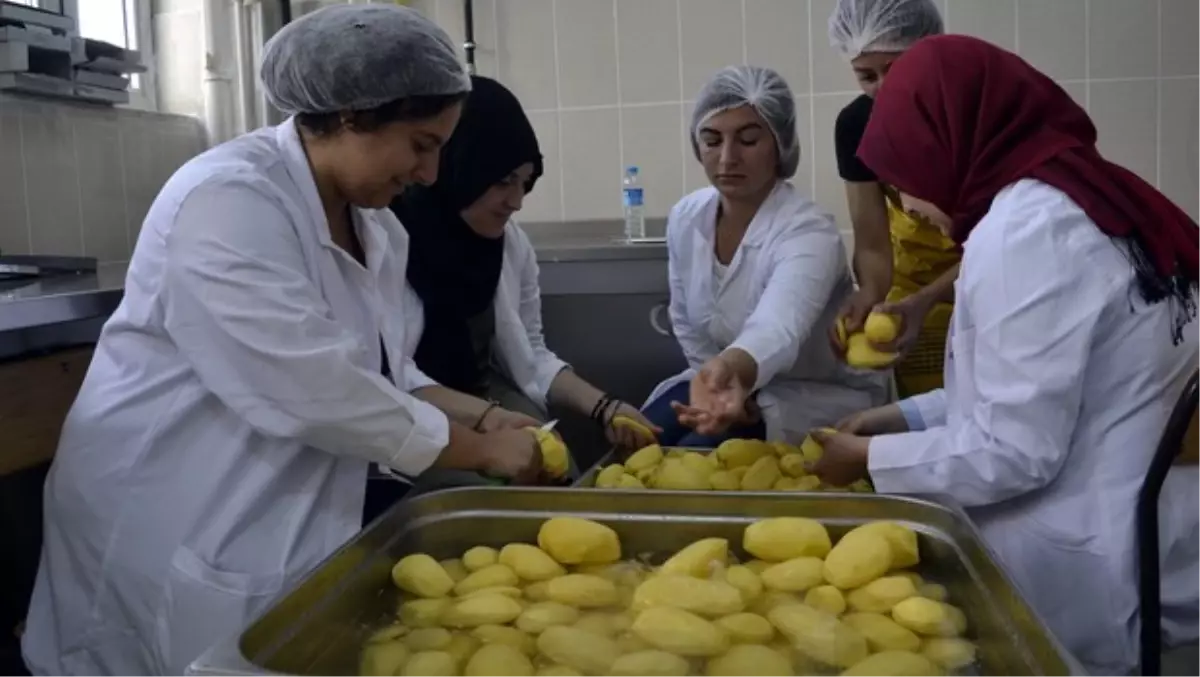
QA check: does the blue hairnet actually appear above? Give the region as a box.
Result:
[261,4,470,116]
[828,0,944,59]
[690,66,800,179]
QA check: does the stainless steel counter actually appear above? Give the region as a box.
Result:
[0,234,667,334]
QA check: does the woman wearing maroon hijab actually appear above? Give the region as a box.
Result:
[810,35,1198,673]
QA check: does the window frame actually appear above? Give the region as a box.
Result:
[18,0,158,111]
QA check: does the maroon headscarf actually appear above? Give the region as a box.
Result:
[858,35,1197,341]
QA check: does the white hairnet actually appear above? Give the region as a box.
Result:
[690,66,800,179]
[828,0,943,59]
[261,4,470,116]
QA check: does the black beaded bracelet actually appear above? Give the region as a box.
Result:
[472,400,500,432]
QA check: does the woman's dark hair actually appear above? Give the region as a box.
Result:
[295,91,468,135]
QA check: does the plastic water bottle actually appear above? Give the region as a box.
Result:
[622,165,646,240]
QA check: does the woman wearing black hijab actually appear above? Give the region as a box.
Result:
[392,76,659,461]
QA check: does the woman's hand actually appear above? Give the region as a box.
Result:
[477,428,543,484]
[869,292,935,358]
[807,428,871,487]
[829,288,878,355]
[836,403,909,436]
[478,407,542,433]
[671,355,751,436]
[605,402,661,450]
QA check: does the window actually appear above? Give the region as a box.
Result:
[10,0,157,110]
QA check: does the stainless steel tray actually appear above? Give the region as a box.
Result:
[189,488,1081,676]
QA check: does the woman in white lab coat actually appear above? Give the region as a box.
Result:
[642,65,887,447]
[391,77,659,483]
[22,7,544,675]
[810,35,1199,674]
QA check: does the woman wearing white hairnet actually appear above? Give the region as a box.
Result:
[641,66,887,448]
[826,0,959,398]
[21,6,543,674]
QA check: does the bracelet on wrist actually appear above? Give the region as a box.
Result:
[472,400,500,432]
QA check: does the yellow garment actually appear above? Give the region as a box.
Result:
[884,194,960,397]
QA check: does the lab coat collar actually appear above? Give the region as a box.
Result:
[275,117,335,249]
[698,180,791,291]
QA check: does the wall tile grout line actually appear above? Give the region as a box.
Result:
[676,0,687,198]
[17,107,32,254]
[611,0,625,197]
[807,0,817,199]
[1155,0,1163,188]
[1083,0,1090,109]
[549,0,566,222]
[71,118,85,255]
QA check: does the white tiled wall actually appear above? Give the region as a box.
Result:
[0,95,206,261]
[405,0,1198,233]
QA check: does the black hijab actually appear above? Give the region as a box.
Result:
[392,76,543,393]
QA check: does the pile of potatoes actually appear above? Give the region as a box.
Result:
[591,437,872,493]
[362,516,978,676]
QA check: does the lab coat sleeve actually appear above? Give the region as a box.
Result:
[899,389,947,430]
[397,285,439,391]
[162,179,448,475]
[667,212,720,369]
[513,228,568,402]
[729,224,843,391]
[867,210,1106,507]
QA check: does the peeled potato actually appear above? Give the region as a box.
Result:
[463,642,533,676]
[823,528,893,589]
[793,475,822,491]
[854,522,920,569]
[528,426,569,478]
[439,558,469,583]
[498,543,566,581]
[653,457,711,490]
[679,451,716,476]
[743,518,832,561]
[455,564,519,596]
[768,603,868,668]
[391,554,455,598]
[460,586,522,600]
[612,415,657,442]
[538,517,621,565]
[723,565,763,603]
[771,441,800,456]
[804,585,847,616]
[713,612,774,644]
[572,611,621,637]
[400,650,457,676]
[633,606,730,657]
[740,456,782,491]
[706,643,793,676]
[516,601,580,634]
[841,650,939,676]
[891,597,967,637]
[403,627,452,652]
[846,575,918,612]
[798,434,826,463]
[625,444,664,472]
[398,598,452,628]
[749,591,800,617]
[547,574,619,608]
[760,557,825,593]
[659,537,729,578]
[359,640,410,676]
[708,470,741,491]
[462,546,499,572]
[472,624,537,656]
[778,454,808,478]
[610,649,691,676]
[523,580,551,602]
[444,633,481,668]
[617,474,645,489]
[595,463,627,488]
[442,593,523,628]
[366,623,408,644]
[632,575,745,616]
[845,333,898,369]
[715,438,772,469]
[921,637,978,670]
[863,312,900,343]
[842,612,922,652]
[536,625,620,675]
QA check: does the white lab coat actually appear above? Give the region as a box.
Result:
[647,182,887,442]
[405,221,567,409]
[869,179,1199,674]
[21,120,451,675]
